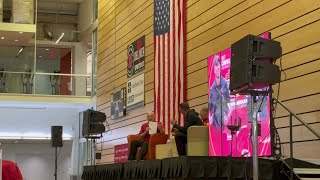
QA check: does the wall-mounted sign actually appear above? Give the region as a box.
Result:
[127,35,145,77]
[111,88,126,120]
[127,73,144,111]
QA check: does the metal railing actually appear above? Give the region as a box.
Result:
[273,98,320,180]
[0,71,95,97]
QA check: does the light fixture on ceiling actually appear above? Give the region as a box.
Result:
[1,37,4,40]
[55,32,65,44]
[14,39,19,42]
[0,133,73,140]
[19,32,23,34]
[16,47,24,57]
[46,48,50,51]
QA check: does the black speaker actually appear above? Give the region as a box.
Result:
[51,126,63,147]
[96,153,102,160]
[230,34,282,92]
[82,109,106,138]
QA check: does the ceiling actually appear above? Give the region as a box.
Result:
[2,0,79,24]
[0,31,34,46]
[0,45,71,61]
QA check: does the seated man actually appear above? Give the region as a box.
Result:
[200,107,209,126]
[170,102,203,156]
[128,111,164,160]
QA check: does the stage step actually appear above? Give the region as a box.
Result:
[294,168,320,174]
[299,159,320,166]
[294,168,320,179]
[281,159,320,180]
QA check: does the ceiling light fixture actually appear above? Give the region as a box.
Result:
[1,37,4,40]
[19,32,23,34]
[16,47,24,57]
[46,48,50,51]
[14,39,19,42]
[55,32,65,44]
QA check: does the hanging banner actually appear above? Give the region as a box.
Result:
[127,73,144,111]
[111,88,126,120]
[127,35,145,77]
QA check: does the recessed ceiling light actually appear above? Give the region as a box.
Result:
[14,39,19,42]
[46,48,50,51]
[1,37,4,40]
[19,32,23,34]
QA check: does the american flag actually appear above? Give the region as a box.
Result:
[154,0,186,134]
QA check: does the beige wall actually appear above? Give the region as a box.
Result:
[96,0,320,164]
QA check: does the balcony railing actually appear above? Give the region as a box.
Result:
[0,71,95,97]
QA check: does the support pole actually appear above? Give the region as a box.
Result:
[55,147,57,180]
[252,96,259,180]
[290,114,294,180]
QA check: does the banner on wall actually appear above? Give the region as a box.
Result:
[114,144,129,164]
[127,73,144,111]
[111,88,126,120]
[127,35,145,77]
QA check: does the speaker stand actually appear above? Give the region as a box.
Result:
[54,147,57,180]
[251,95,259,180]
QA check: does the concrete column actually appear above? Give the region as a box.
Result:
[72,42,87,96]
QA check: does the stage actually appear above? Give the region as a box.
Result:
[82,156,287,180]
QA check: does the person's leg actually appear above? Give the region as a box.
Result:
[138,141,149,160]
[128,140,142,160]
[174,132,188,156]
[170,135,179,157]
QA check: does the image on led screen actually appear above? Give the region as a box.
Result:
[208,33,272,157]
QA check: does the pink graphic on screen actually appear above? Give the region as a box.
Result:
[208,33,272,157]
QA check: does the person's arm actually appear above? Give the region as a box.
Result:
[222,78,231,103]
[157,122,165,134]
[138,125,149,140]
[173,120,192,134]
[209,86,215,113]
[173,113,202,134]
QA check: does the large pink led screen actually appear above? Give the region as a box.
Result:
[208,33,272,157]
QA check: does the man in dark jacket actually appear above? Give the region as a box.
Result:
[209,56,230,128]
[170,102,203,156]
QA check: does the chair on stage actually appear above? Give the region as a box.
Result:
[127,133,168,160]
[187,126,209,156]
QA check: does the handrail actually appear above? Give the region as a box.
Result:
[273,98,320,140]
[273,97,320,180]
[281,159,301,180]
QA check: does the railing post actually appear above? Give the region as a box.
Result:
[289,114,294,180]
